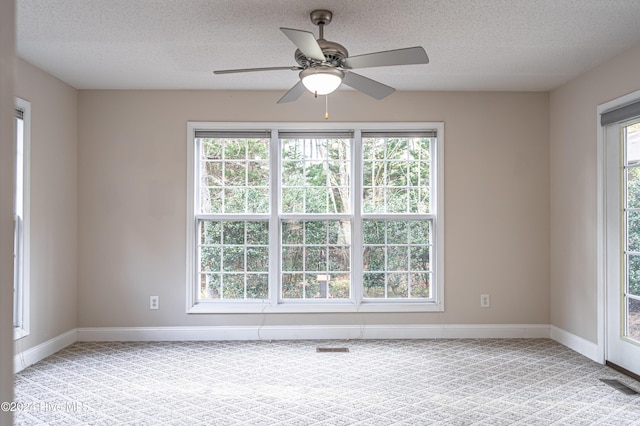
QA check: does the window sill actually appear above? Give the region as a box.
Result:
[187,300,443,314]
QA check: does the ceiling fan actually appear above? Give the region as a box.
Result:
[213,9,429,104]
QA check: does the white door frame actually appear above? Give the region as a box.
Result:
[597,88,640,365]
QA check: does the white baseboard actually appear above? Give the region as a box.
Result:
[14,329,77,373]
[12,325,607,373]
[550,325,600,362]
[76,324,550,342]
[12,324,553,373]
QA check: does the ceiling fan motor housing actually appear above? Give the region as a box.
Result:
[295,40,349,68]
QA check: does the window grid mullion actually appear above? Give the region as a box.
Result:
[302,224,306,299]
[383,157,388,213]
[243,222,248,299]
[325,142,329,214]
[382,222,387,298]
[244,142,249,214]
[324,226,329,299]
[221,159,226,213]
[406,156,410,214]
[220,223,225,300]
[302,143,308,213]
[352,129,363,305]
[270,130,280,306]
[407,244,412,299]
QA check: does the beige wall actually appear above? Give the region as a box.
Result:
[550,43,640,343]
[77,90,550,327]
[14,59,78,352]
[1,1,15,423]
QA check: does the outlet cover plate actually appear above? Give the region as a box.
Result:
[480,294,490,308]
[150,296,159,310]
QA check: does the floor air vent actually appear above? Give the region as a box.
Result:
[316,347,349,353]
[600,379,639,395]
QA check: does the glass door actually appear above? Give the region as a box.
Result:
[606,118,640,376]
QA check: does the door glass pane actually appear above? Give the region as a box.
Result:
[627,211,640,252]
[627,123,640,165]
[628,298,640,342]
[624,121,640,342]
[627,254,640,297]
[626,168,640,209]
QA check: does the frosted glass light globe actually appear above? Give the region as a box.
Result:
[300,67,344,95]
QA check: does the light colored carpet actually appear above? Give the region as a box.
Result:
[12,339,640,425]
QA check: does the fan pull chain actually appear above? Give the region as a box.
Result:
[325,95,329,120]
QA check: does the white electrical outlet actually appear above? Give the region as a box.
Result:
[150,296,159,310]
[480,294,490,308]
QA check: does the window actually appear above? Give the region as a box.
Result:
[280,133,352,301]
[361,133,434,300]
[14,97,30,339]
[195,132,271,302]
[187,123,444,313]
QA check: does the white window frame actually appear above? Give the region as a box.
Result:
[14,97,30,340]
[186,122,444,313]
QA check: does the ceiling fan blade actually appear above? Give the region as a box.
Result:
[214,66,300,75]
[277,81,306,104]
[280,28,326,62]
[342,72,395,100]
[344,47,429,69]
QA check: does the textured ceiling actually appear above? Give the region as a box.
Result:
[16,0,640,92]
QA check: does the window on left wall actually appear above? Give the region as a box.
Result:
[14,97,30,340]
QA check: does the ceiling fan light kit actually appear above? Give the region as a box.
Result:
[213,9,429,116]
[300,66,344,96]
